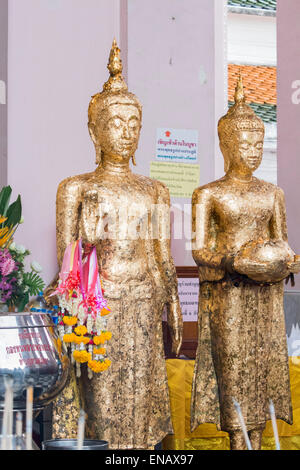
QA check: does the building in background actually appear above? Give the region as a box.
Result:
[228,0,300,356]
[228,0,276,14]
[227,0,277,184]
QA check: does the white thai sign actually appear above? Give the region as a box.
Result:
[156,128,198,163]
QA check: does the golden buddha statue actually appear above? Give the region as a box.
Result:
[190,76,300,450]
[48,40,183,450]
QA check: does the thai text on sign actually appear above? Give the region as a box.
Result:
[156,128,199,163]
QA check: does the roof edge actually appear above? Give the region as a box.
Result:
[228,6,276,17]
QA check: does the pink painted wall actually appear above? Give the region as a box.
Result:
[277,0,300,290]
[127,0,227,266]
[7,0,123,285]
[7,0,226,287]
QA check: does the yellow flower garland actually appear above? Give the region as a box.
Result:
[88,358,111,373]
[63,333,76,343]
[101,308,110,317]
[56,240,113,376]
[93,331,112,345]
[93,333,106,345]
[104,331,112,341]
[73,350,91,363]
[63,316,78,326]
[74,325,87,336]
[94,347,106,355]
[73,335,90,345]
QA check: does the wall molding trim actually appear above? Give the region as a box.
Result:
[0,0,8,188]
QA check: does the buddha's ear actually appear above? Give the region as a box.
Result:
[219,141,228,162]
[88,122,97,145]
[219,140,225,155]
[95,147,102,165]
[88,122,102,165]
[219,141,230,173]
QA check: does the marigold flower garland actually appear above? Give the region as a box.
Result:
[52,240,112,379]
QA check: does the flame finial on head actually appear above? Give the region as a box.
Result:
[218,71,264,143]
[89,38,141,124]
[103,38,128,93]
[234,72,246,105]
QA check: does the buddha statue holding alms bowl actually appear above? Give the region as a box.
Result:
[234,239,296,283]
[47,40,183,450]
[190,76,300,450]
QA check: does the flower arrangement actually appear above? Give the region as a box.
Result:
[52,239,112,379]
[0,186,45,312]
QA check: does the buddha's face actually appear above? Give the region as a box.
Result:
[222,130,264,175]
[96,103,141,164]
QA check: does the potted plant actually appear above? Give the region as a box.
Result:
[0,186,45,312]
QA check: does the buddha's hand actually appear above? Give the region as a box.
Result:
[44,273,59,307]
[287,255,300,274]
[167,300,183,357]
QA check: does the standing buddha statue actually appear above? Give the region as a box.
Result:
[49,40,183,450]
[190,76,300,450]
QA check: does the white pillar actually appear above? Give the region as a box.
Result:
[277,0,300,290]
[0,0,8,188]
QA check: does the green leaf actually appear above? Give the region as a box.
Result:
[17,293,29,312]
[23,271,45,296]
[6,195,22,228]
[0,186,12,217]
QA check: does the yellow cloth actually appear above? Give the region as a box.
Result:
[163,358,300,450]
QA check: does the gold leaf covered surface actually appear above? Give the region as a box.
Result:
[50,40,182,449]
[190,76,298,450]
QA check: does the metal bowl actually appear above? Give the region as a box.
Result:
[0,434,40,450]
[0,312,69,411]
[42,438,109,450]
